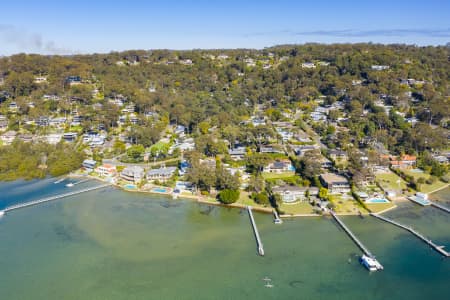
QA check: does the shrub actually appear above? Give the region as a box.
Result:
[217,189,240,204]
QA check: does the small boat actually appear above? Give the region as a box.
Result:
[0,210,5,217]
[274,218,283,224]
[360,255,383,271]
[264,283,274,288]
[54,178,65,184]
[66,183,74,187]
[262,277,271,281]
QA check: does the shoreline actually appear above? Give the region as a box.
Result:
[64,173,400,217]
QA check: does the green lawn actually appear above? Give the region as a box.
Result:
[376,172,408,191]
[402,169,448,193]
[331,196,366,214]
[365,202,396,213]
[262,172,296,180]
[279,202,316,215]
[236,191,271,209]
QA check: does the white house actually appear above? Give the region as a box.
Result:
[120,166,145,183]
[272,186,319,203]
[146,166,177,182]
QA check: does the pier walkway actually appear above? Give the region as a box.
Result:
[247,206,264,256]
[430,202,450,214]
[1,183,112,214]
[370,213,449,257]
[273,209,282,224]
[330,210,374,257]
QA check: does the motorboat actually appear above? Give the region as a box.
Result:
[360,255,383,271]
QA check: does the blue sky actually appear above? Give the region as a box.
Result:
[0,0,449,55]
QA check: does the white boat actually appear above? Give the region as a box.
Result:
[66,183,74,187]
[54,177,66,184]
[264,283,274,288]
[0,210,5,217]
[360,255,383,271]
[274,218,283,224]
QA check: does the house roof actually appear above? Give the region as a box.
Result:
[320,173,348,184]
[147,167,177,176]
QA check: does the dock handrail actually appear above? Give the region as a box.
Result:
[330,210,373,257]
[370,213,449,257]
[2,183,111,213]
[247,206,265,256]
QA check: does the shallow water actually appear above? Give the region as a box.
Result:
[0,181,449,299]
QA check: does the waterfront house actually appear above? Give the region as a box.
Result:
[146,166,177,182]
[320,173,351,194]
[272,186,319,203]
[82,159,97,170]
[95,164,116,177]
[120,166,145,183]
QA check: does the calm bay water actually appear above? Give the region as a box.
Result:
[0,179,449,299]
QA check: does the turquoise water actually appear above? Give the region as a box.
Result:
[0,180,449,299]
[152,187,168,193]
[366,198,390,203]
[124,184,137,190]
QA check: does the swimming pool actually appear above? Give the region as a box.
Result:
[152,187,168,193]
[366,198,390,203]
[124,184,137,190]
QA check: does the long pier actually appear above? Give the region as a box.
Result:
[370,213,449,257]
[430,202,450,214]
[247,206,265,256]
[1,183,112,214]
[329,210,373,257]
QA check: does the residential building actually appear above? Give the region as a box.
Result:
[120,166,145,183]
[0,115,8,131]
[371,65,390,71]
[63,132,78,142]
[66,76,82,85]
[301,62,316,69]
[34,76,47,83]
[272,186,319,203]
[46,133,62,144]
[95,164,116,177]
[229,147,246,160]
[18,134,33,143]
[320,173,351,194]
[264,160,295,173]
[390,155,416,169]
[329,149,348,161]
[146,166,177,182]
[82,159,97,170]
[1,130,17,145]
